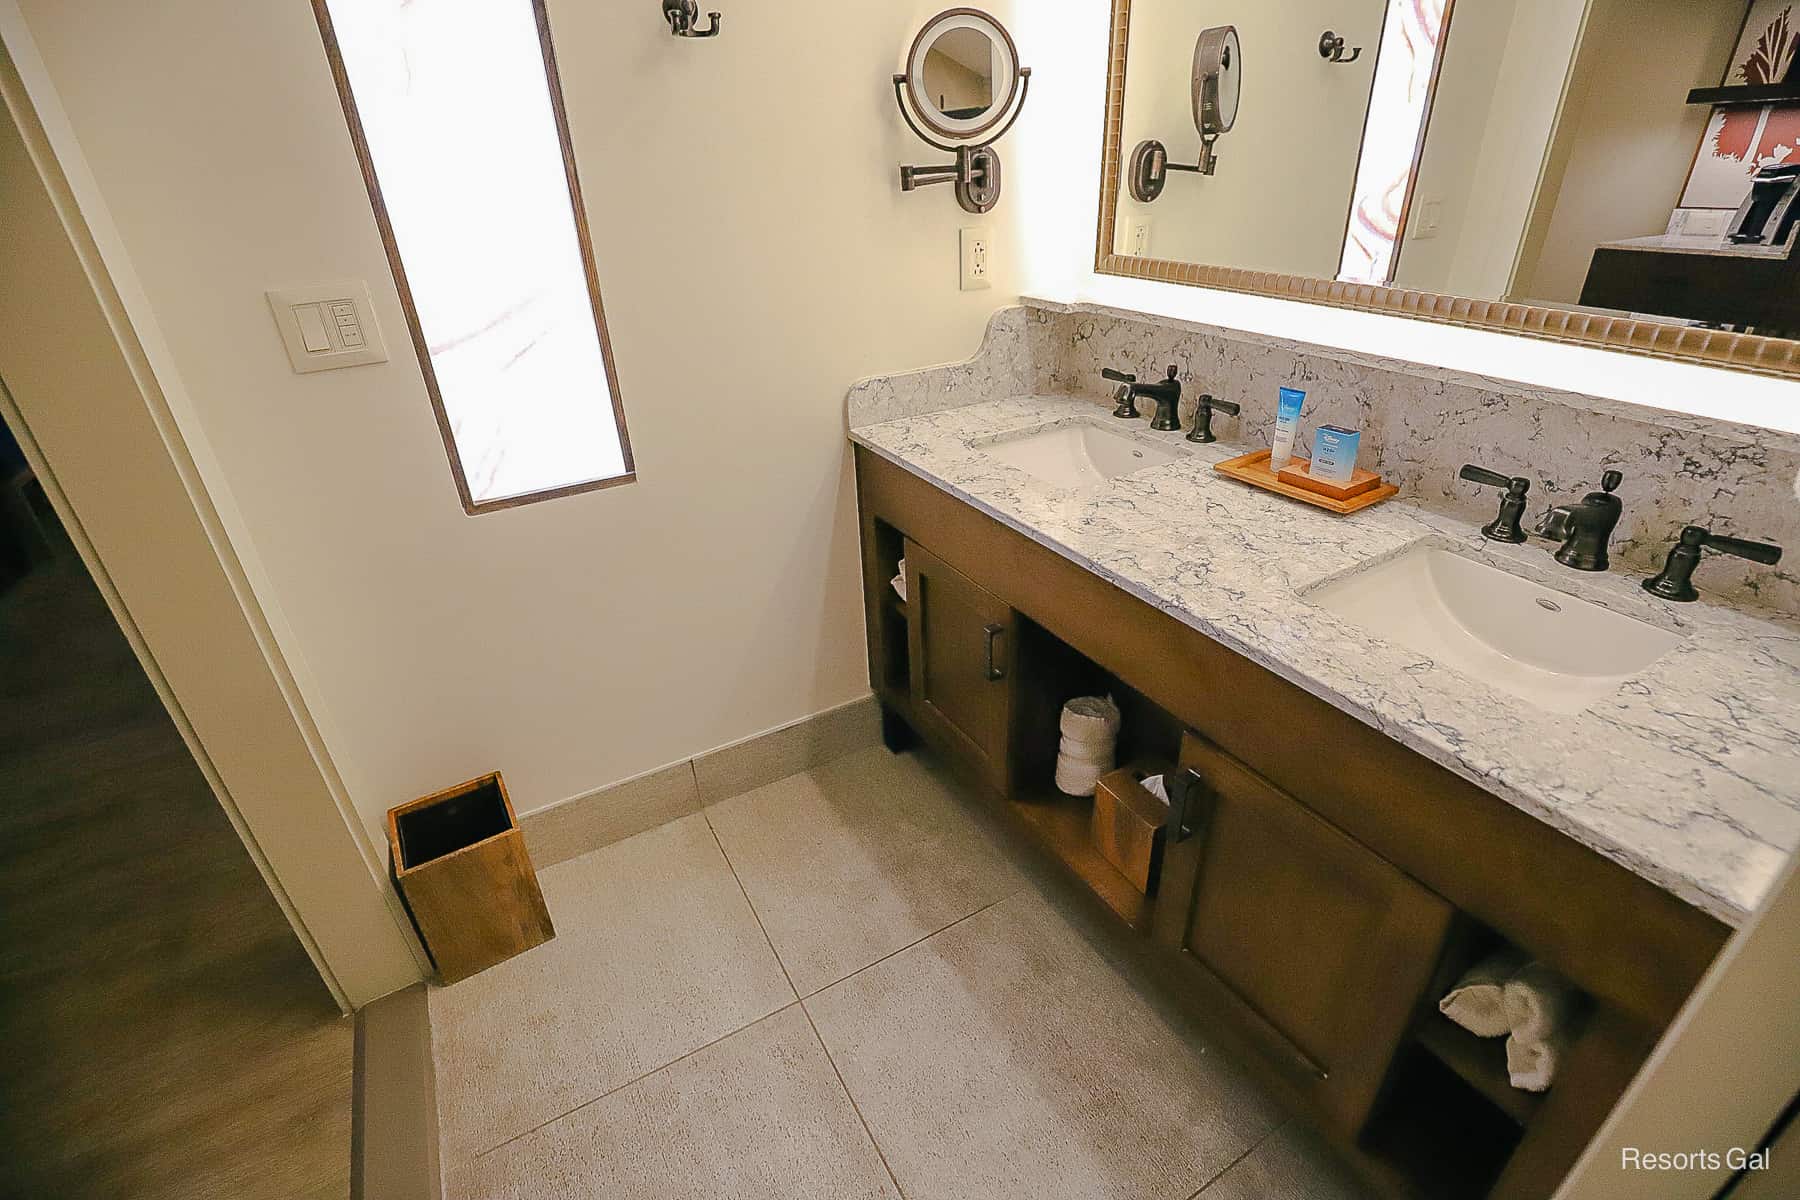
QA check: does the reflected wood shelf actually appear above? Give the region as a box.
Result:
[1686,82,1800,106]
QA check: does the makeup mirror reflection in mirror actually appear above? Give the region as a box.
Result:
[1103,0,1800,377]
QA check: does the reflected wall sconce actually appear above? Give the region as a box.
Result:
[1129,25,1240,201]
[663,0,720,38]
[894,9,1032,214]
[1319,31,1362,64]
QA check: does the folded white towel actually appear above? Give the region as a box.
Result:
[1438,950,1529,1038]
[891,560,907,602]
[1502,961,1578,1092]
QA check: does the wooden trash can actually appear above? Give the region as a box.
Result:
[1091,762,1173,896]
[387,772,554,984]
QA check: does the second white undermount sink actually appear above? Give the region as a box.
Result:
[982,422,1178,490]
[1309,546,1682,715]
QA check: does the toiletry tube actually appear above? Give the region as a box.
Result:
[1271,387,1306,470]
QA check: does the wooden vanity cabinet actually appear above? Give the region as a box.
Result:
[854,445,1729,1200]
[1155,734,1454,1138]
[903,539,1016,791]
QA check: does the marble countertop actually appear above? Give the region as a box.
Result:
[851,395,1800,927]
[1599,233,1794,260]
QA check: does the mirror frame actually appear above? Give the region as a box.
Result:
[906,8,1022,141]
[1093,0,1800,380]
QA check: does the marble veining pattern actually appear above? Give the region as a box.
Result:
[844,308,1035,427]
[850,393,1800,927]
[1025,298,1800,617]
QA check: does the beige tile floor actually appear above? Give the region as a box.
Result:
[433,743,1376,1200]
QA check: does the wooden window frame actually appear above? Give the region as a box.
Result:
[313,0,636,515]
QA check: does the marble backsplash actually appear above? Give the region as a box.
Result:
[847,299,1800,616]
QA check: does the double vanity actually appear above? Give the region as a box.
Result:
[848,301,1800,1200]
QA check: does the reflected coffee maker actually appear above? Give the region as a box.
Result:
[1728,162,1800,247]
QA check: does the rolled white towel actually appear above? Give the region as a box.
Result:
[1504,961,1578,1043]
[1060,696,1121,742]
[1502,961,1579,1092]
[1055,697,1122,797]
[1504,1028,1569,1094]
[1438,950,1529,1038]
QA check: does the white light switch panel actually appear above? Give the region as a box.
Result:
[266,281,388,373]
[1412,199,1444,241]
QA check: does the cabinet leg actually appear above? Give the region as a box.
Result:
[880,705,918,754]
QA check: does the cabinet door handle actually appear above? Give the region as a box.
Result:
[983,623,1006,682]
[1168,768,1208,843]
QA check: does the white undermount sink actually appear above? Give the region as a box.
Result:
[1309,546,1682,715]
[983,422,1178,490]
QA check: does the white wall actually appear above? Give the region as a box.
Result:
[1556,853,1800,1200]
[13,0,1030,841]
[1513,0,1742,306]
[1,31,425,1006]
[1392,0,1588,299]
[1113,0,1386,276]
[13,0,1800,866]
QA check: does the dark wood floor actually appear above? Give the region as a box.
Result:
[0,559,351,1199]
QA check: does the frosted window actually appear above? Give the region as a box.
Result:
[321,0,631,510]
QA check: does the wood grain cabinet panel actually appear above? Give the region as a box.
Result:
[905,539,1016,790]
[1155,733,1453,1136]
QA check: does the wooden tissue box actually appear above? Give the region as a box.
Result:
[1091,763,1173,895]
[388,772,555,984]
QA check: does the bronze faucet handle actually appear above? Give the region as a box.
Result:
[1685,525,1781,565]
[1101,367,1137,385]
[1644,525,1783,602]
[1460,464,1531,544]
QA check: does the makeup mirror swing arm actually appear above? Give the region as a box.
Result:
[894,67,1033,215]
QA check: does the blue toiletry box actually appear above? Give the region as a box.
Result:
[1310,426,1361,484]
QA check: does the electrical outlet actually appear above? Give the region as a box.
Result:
[1128,221,1151,256]
[960,227,992,291]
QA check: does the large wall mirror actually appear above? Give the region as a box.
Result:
[1098,0,1800,379]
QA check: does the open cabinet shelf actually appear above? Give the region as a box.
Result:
[1010,785,1152,929]
[1361,1046,1524,1200]
[1687,82,1800,106]
[1415,1015,1544,1126]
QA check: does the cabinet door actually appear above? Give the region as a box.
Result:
[905,539,1014,789]
[1154,733,1452,1135]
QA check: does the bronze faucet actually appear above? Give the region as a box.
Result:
[1103,365,1183,430]
[1536,470,1623,571]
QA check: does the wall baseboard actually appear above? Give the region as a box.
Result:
[520,694,882,870]
[353,983,440,1200]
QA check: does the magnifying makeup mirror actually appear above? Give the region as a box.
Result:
[893,8,1032,214]
[905,9,1022,141]
[1128,24,1242,203]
